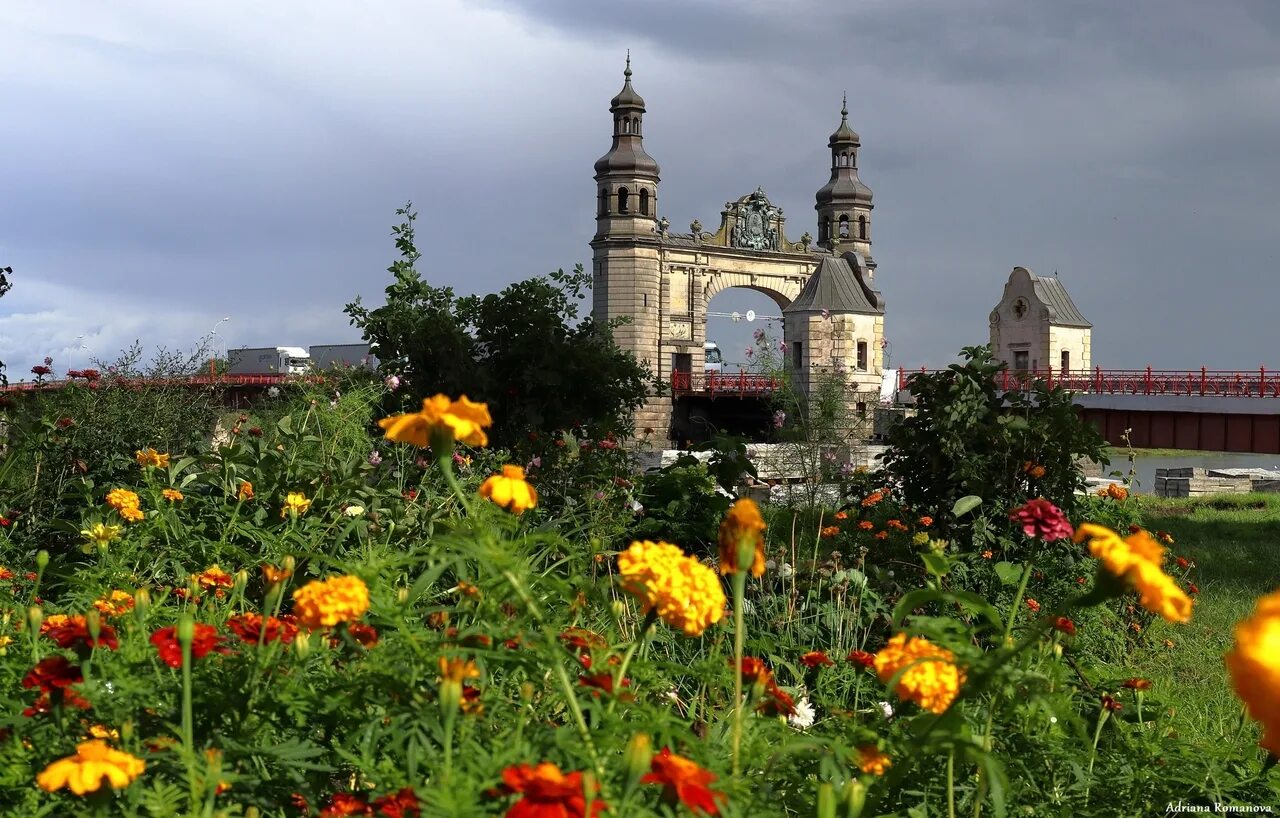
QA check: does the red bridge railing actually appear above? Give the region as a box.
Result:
[897,367,1280,398]
[671,371,781,397]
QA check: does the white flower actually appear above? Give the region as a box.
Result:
[342,505,365,517]
[788,697,816,730]
[878,701,894,719]
[779,562,795,579]
[1049,716,1058,725]
[765,559,777,571]
[266,386,280,398]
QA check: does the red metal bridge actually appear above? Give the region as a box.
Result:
[670,371,781,397]
[897,367,1280,398]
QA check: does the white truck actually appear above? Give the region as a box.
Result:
[704,341,724,374]
[227,347,311,376]
[309,343,378,371]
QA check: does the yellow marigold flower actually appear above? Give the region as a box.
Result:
[105,489,140,512]
[292,575,370,629]
[92,591,135,617]
[237,481,254,501]
[478,465,538,514]
[262,563,292,584]
[134,449,170,469]
[1096,483,1129,501]
[378,394,492,448]
[1225,588,1280,755]
[118,506,145,523]
[438,656,481,684]
[37,740,145,795]
[81,523,123,549]
[874,633,966,714]
[280,492,312,518]
[857,746,892,776]
[161,488,183,502]
[87,724,119,740]
[718,498,766,577]
[1073,523,1193,623]
[618,540,726,637]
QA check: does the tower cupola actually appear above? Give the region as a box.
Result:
[594,54,660,237]
[815,94,874,255]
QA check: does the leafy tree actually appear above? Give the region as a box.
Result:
[345,205,654,449]
[0,265,11,386]
[879,345,1107,534]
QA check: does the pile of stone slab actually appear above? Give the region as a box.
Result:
[1154,467,1280,497]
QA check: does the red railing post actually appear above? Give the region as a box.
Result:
[1200,367,1207,396]
[1262,366,1267,398]
[1093,366,1101,393]
[738,370,746,397]
[1144,366,1152,395]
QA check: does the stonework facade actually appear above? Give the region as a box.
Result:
[989,266,1091,375]
[590,62,886,443]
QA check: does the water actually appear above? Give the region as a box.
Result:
[1101,452,1280,495]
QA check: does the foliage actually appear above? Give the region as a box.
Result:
[880,345,1109,537]
[0,264,10,386]
[628,455,730,558]
[345,205,655,450]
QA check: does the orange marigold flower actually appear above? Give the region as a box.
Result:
[318,792,371,817]
[135,449,170,468]
[192,565,233,593]
[735,656,773,687]
[917,516,933,527]
[1122,678,1152,690]
[292,575,370,630]
[438,656,481,685]
[1073,523,1193,623]
[821,525,841,538]
[886,519,907,531]
[36,740,145,795]
[860,492,884,507]
[833,511,848,521]
[226,613,299,644]
[874,633,965,714]
[618,540,726,637]
[1097,483,1129,501]
[378,394,492,449]
[858,521,874,531]
[478,465,538,514]
[642,747,724,815]
[46,615,118,651]
[237,481,254,501]
[502,762,605,818]
[874,531,889,540]
[1053,617,1076,636]
[717,498,767,577]
[800,651,834,668]
[1225,588,1280,755]
[982,550,994,559]
[371,788,421,818]
[857,746,892,776]
[160,488,183,502]
[93,591,135,617]
[342,622,380,648]
[1026,598,1041,613]
[262,563,292,584]
[105,488,140,510]
[759,682,796,717]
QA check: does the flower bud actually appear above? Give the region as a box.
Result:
[176,614,194,645]
[245,809,260,818]
[282,555,297,574]
[35,550,49,571]
[843,779,866,817]
[86,609,102,644]
[27,606,42,632]
[622,733,652,795]
[293,631,312,659]
[134,588,151,620]
[610,599,626,620]
[234,570,249,592]
[520,682,535,703]
[817,783,836,818]
[397,587,410,605]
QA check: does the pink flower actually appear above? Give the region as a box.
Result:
[384,374,401,391]
[1008,498,1074,542]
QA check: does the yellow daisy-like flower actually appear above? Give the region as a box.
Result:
[280,492,312,518]
[36,740,145,795]
[134,449,170,469]
[1073,523,1193,623]
[292,575,370,630]
[1225,588,1280,755]
[438,656,481,685]
[478,465,538,514]
[378,394,492,448]
[874,633,966,714]
[161,488,184,502]
[80,522,123,549]
[618,540,727,637]
[718,498,767,577]
[857,746,892,776]
[92,591,135,617]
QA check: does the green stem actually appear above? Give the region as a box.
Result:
[551,658,604,783]
[610,611,657,713]
[1083,706,1110,806]
[947,749,957,818]
[182,631,196,811]
[442,708,456,781]
[730,570,748,777]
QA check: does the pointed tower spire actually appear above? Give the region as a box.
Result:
[815,94,873,254]
[594,55,660,236]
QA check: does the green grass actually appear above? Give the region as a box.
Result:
[1123,493,1280,745]
[1104,446,1236,458]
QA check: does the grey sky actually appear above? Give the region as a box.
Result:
[2,1,1278,379]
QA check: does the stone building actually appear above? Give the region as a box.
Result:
[589,59,886,443]
[988,266,1091,374]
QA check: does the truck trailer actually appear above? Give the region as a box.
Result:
[227,347,311,376]
[309,344,378,371]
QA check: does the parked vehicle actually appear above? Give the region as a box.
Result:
[704,341,724,374]
[227,347,310,376]
[309,343,378,371]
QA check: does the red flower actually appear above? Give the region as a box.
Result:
[559,628,605,653]
[226,613,299,644]
[150,624,232,668]
[1122,678,1152,690]
[22,656,83,691]
[1025,598,1041,613]
[578,673,631,698]
[799,651,834,668]
[1175,556,1190,569]
[345,623,380,648]
[1053,617,1077,636]
[759,682,796,717]
[642,747,725,815]
[0,518,10,528]
[1188,584,1200,595]
[23,689,91,717]
[319,792,372,816]
[1101,694,1123,712]
[372,788,421,818]
[502,762,605,818]
[45,615,118,651]
[734,657,772,686]
[847,649,876,668]
[1008,498,1074,542]
[0,567,11,580]
[402,490,418,501]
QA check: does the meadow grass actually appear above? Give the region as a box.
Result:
[1127,493,1280,745]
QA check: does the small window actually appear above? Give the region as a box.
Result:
[1061,350,1070,373]
[706,347,723,364]
[839,215,850,238]
[639,188,650,216]
[857,340,868,371]
[1013,351,1029,372]
[632,117,640,134]
[819,218,829,243]
[622,118,630,134]
[617,187,629,214]
[838,154,847,167]
[792,341,802,369]
[858,215,867,240]
[856,402,867,416]
[598,188,608,216]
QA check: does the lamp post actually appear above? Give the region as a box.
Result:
[208,316,231,358]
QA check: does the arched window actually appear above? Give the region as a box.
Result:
[622,118,630,134]
[839,215,850,238]
[819,218,828,243]
[632,117,640,134]
[639,188,650,216]
[850,150,857,168]
[858,215,867,239]
[617,187,630,214]
[598,188,608,217]
[841,153,850,167]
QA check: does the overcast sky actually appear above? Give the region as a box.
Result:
[3,0,1278,378]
